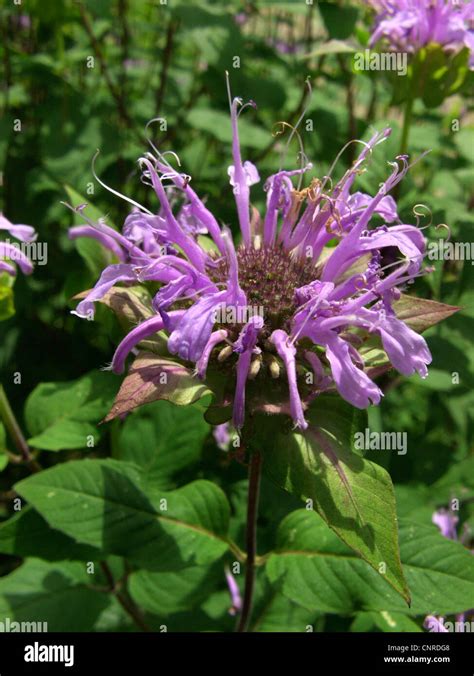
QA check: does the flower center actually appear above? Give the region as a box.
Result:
[209,244,316,336]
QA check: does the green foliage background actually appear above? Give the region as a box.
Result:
[0,0,473,632]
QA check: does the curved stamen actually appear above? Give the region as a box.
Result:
[91,150,153,215]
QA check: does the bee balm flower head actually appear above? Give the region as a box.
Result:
[71,90,436,431]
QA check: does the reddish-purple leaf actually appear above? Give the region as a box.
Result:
[393,294,459,333]
[103,351,211,421]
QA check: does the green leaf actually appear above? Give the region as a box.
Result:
[318,2,359,40]
[64,185,116,278]
[0,558,109,631]
[129,562,222,616]
[15,459,232,571]
[0,506,100,561]
[302,39,356,59]
[104,351,211,421]
[0,421,8,472]
[24,371,118,451]
[266,510,474,616]
[351,611,421,632]
[115,400,209,489]
[187,108,269,149]
[256,397,409,604]
[0,272,15,321]
[251,586,321,632]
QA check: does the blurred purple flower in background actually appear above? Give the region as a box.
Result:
[425,508,473,632]
[424,615,449,632]
[213,422,231,450]
[369,0,474,66]
[0,213,36,276]
[432,507,459,540]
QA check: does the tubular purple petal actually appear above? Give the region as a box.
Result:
[196,329,228,379]
[270,329,308,429]
[111,314,166,373]
[233,315,264,429]
[72,263,137,319]
[0,214,37,242]
[69,225,126,261]
[0,242,34,275]
[229,97,253,246]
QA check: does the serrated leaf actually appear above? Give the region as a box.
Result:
[393,294,459,333]
[104,351,211,421]
[256,397,409,604]
[266,510,474,616]
[115,400,209,489]
[15,459,232,571]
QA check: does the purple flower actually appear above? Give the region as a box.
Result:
[266,38,299,55]
[213,423,231,450]
[71,94,434,431]
[432,508,459,540]
[369,0,474,67]
[424,615,449,632]
[0,213,36,276]
[224,565,242,616]
[425,508,472,631]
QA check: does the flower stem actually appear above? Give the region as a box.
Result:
[99,561,151,632]
[0,384,41,472]
[394,93,414,201]
[399,94,414,158]
[236,450,263,632]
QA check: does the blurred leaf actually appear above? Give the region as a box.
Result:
[318,2,359,40]
[64,185,115,279]
[0,421,8,472]
[24,371,118,451]
[187,108,269,149]
[302,39,356,59]
[0,273,15,321]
